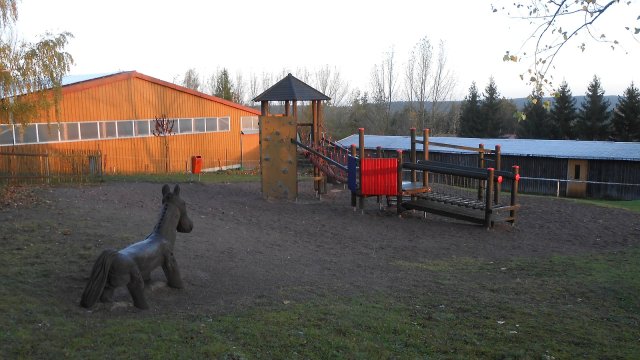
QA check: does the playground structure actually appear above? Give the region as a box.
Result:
[253,74,331,200]
[341,128,521,228]
[255,75,521,228]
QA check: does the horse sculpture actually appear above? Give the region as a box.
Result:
[80,184,193,309]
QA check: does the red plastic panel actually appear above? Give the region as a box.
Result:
[361,158,398,196]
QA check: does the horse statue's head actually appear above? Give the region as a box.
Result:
[162,184,193,233]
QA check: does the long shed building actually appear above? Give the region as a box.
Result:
[339,134,640,200]
[0,71,261,175]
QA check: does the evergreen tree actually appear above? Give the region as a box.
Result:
[480,77,502,137]
[458,82,482,137]
[215,68,235,101]
[549,81,577,139]
[517,96,550,139]
[611,82,640,141]
[575,75,611,140]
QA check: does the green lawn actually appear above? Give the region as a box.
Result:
[2,245,639,359]
[568,198,640,213]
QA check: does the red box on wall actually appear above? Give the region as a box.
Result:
[191,156,202,174]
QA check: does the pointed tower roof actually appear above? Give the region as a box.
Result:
[253,73,330,102]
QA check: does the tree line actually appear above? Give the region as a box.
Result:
[459,75,640,141]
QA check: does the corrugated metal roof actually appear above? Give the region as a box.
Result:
[337,134,640,161]
[253,73,330,102]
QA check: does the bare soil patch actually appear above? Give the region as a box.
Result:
[3,181,639,315]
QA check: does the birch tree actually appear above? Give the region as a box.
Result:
[1,0,74,125]
[181,68,201,91]
[429,41,456,132]
[371,47,397,134]
[413,36,433,130]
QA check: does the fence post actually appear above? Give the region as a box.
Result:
[45,151,50,184]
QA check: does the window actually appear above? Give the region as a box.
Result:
[218,117,230,131]
[179,118,193,134]
[100,122,117,139]
[37,123,60,143]
[574,165,581,179]
[205,117,217,132]
[194,118,206,132]
[135,120,150,136]
[0,124,14,145]
[80,122,99,140]
[1,116,237,146]
[241,116,259,133]
[61,123,80,141]
[14,124,38,144]
[117,121,134,138]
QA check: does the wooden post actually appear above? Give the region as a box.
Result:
[260,101,269,116]
[397,150,403,215]
[410,128,417,183]
[311,100,319,192]
[284,101,290,116]
[351,144,357,208]
[485,168,494,229]
[477,143,485,201]
[494,144,501,204]
[423,128,429,189]
[376,146,382,205]
[510,165,520,223]
[358,127,365,210]
[292,100,298,119]
[317,101,326,194]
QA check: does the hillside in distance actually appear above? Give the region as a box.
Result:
[387,95,619,113]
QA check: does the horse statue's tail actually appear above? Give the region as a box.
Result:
[80,249,118,308]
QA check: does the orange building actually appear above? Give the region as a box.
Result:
[0,71,261,174]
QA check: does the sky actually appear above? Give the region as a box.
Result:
[15,0,640,101]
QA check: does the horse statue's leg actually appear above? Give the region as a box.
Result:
[162,250,184,289]
[127,266,149,309]
[100,285,115,303]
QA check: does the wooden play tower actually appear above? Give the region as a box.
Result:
[253,74,331,200]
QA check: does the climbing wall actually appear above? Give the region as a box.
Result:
[260,116,297,200]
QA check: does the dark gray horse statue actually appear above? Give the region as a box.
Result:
[80,184,193,309]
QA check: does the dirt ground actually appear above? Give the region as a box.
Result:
[2,180,640,315]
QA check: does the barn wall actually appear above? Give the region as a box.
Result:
[587,159,640,200]
[9,133,243,174]
[9,73,261,174]
[241,134,260,169]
